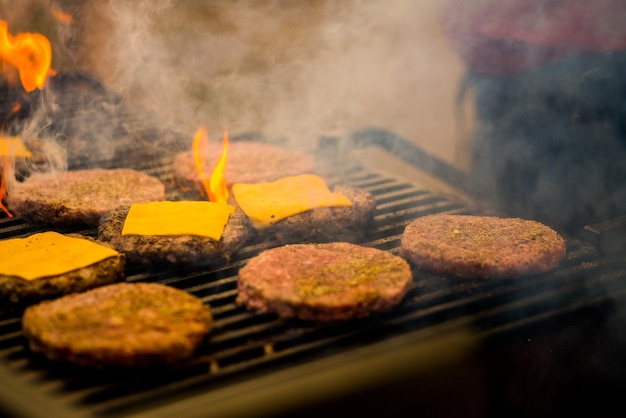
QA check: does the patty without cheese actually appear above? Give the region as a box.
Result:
[400,214,566,279]
[22,282,213,368]
[173,141,316,189]
[237,242,412,322]
[6,168,165,225]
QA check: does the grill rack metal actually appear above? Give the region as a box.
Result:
[1,135,625,417]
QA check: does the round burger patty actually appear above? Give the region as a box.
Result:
[269,185,377,244]
[22,282,213,368]
[400,214,567,279]
[237,242,413,322]
[98,205,251,266]
[173,141,316,188]
[6,168,166,225]
[1,238,125,304]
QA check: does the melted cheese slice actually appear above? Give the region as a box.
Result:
[0,136,32,158]
[232,174,353,230]
[121,201,236,240]
[0,231,120,281]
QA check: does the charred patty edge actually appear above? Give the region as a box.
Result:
[0,254,125,304]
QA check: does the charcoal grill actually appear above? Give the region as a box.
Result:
[1,129,626,417]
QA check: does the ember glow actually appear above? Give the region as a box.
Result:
[210,130,229,204]
[192,127,230,204]
[0,20,56,92]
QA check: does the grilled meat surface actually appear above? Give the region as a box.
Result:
[173,141,316,188]
[400,214,567,278]
[237,242,413,322]
[267,185,377,244]
[98,205,252,267]
[22,282,213,368]
[0,245,125,304]
[6,168,166,225]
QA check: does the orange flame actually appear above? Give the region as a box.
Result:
[0,20,56,92]
[210,130,229,203]
[0,157,12,217]
[192,127,211,198]
[192,127,229,204]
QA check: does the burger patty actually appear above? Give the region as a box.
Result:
[173,141,316,188]
[1,241,125,304]
[400,214,567,279]
[6,168,166,225]
[268,185,377,244]
[98,205,252,266]
[22,282,213,368]
[237,242,413,322]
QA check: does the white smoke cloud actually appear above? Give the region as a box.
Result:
[1,0,459,167]
[62,0,449,153]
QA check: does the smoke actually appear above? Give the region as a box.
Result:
[4,0,626,231]
[0,0,461,174]
[41,0,446,154]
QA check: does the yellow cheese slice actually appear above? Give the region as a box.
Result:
[0,231,120,281]
[0,136,32,158]
[232,174,353,230]
[121,201,236,240]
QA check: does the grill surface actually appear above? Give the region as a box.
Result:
[1,138,625,417]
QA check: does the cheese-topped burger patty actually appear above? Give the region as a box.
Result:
[0,232,125,304]
[22,282,213,368]
[6,168,166,225]
[237,242,413,322]
[98,204,251,267]
[173,141,316,188]
[268,185,376,244]
[231,175,377,245]
[400,214,567,279]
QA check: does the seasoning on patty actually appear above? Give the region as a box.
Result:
[237,242,413,322]
[22,282,213,368]
[400,214,566,279]
[6,168,166,225]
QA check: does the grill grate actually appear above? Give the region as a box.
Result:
[1,150,625,417]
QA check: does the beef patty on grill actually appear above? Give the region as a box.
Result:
[98,205,251,267]
[22,282,213,368]
[6,168,165,225]
[265,185,377,244]
[0,234,125,304]
[237,242,413,322]
[173,141,316,189]
[400,214,567,278]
